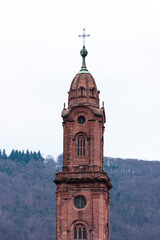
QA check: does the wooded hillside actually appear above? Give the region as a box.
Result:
[0,151,159,240]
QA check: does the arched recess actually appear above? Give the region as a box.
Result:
[89,87,96,97]
[77,135,85,156]
[73,132,89,157]
[74,224,86,240]
[69,105,95,122]
[70,220,89,240]
[79,86,85,97]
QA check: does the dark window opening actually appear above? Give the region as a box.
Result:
[78,116,85,124]
[79,228,81,239]
[74,228,77,240]
[74,196,86,209]
[79,87,85,96]
[77,135,85,156]
[74,225,86,240]
[89,87,95,96]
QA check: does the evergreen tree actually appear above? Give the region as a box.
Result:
[37,151,43,160]
[7,149,43,163]
[18,151,22,161]
[26,150,30,163]
[2,149,7,159]
[15,150,19,160]
[21,150,25,162]
[33,152,37,160]
[9,150,15,161]
[30,151,33,160]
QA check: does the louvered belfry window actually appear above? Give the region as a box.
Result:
[77,135,85,156]
[74,225,86,240]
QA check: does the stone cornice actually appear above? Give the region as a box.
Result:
[54,171,112,189]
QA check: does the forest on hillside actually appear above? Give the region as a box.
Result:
[0,150,160,240]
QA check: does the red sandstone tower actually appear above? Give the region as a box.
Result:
[55,30,112,240]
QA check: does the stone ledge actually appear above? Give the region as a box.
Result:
[54,171,112,189]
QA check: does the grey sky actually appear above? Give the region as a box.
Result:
[0,0,160,160]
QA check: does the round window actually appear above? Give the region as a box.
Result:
[78,116,85,124]
[74,196,86,209]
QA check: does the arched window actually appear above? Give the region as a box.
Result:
[89,87,95,96]
[77,135,85,156]
[79,87,85,96]
[71,88,75,98]
[74,225,86,240]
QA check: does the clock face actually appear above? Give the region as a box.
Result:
[78,116,85,124]
[74,196,86,209]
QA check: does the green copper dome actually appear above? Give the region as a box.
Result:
[78,46,89,74]
[80,47,88,57]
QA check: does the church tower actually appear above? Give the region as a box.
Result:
[55,29,112,240]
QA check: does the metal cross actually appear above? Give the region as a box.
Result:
[78,28,90,47]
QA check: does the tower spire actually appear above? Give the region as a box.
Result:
[78,28,90,73]
[55,30,112,240]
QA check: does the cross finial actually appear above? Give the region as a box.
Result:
[78,28,90,47]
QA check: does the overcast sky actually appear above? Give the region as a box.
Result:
[0,0,160,160]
